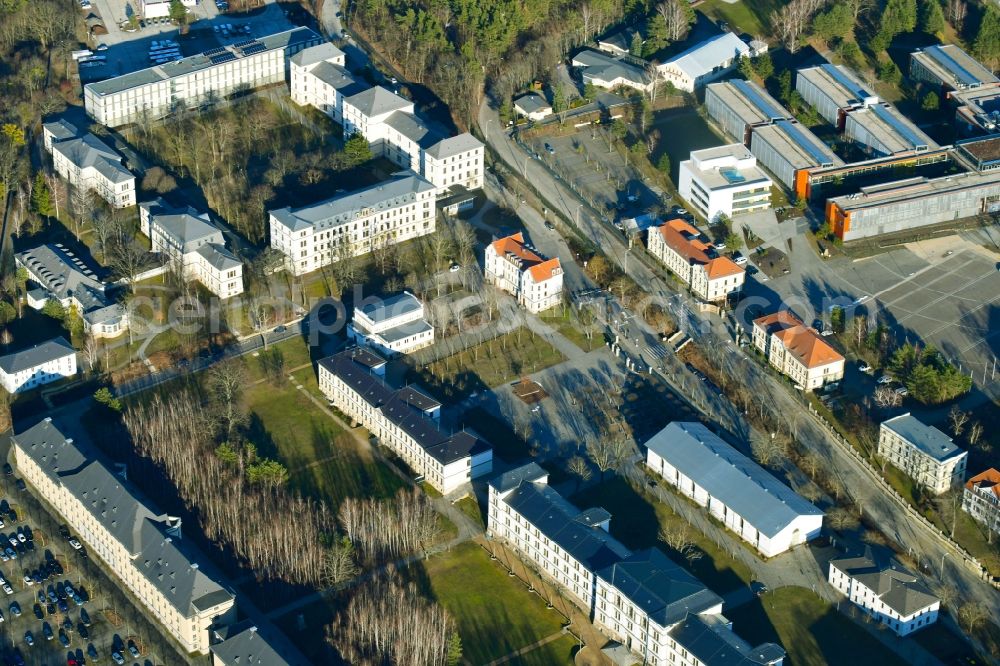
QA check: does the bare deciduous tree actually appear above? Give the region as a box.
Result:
[338,488,443,562]
[947,0,967,31]
[958,602,989,634]
[827,506,860,532]
[771,0,825,53]
[657,0,691,42]
[948,405,969,438]
[967,421,987,451]
[874,385,903,408]
[751,433,787,468]
[207,360,248,439]
[567,455,592,490]
[658,523,703,562]
[322,537,360,586]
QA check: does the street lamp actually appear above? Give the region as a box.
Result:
[624,247,631,276]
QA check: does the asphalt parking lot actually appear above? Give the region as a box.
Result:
[0,461,163,666]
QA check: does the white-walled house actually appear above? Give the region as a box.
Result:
[269,173,437,276]
[347,292,434,356]
[963,468,1000,537]
[318,348,492,493]
[42,119,135,209]
[289,43,365,123]
[571,49,651,92]
[513,93,553,121]
[0,337,77,394]
[484,232,563,313]
[752,311,845,390]
[647,219,745,302]
[657,32,751,92]
[678,144,772,223]
[645,422,824,557]
[878,414,967,495]
[139,200,244,298]
[829,547,940,636]
[12,418,236,653]
[16,244,128,339]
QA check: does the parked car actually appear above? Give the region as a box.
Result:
[110,651,125,665]
[895,386,909,396]
[877,375,893,384]
[544,142,555,154]
[9,602,20,617]
[23,631,32,647]
[858,360,872,373]
[32,604,43,620]
[2,464,12,476]
[68,539,82,551]
[42,622,52,641]
[58,629,70,647]
[128,640,140,657]
[14,479,24,492]
[86,643,98,660]
[77,624,89,641]
[732,252,748,265]
[79,609,90,627]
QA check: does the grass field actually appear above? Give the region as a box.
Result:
[572,477,751,593]
[726,587,910,666]
[540,308,603,353]
[244,336,316,383]
[418,542,568,665]
[243,376,405,509]
[507,634,577,665]
[415,327,566,401]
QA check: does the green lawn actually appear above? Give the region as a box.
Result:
[419,542,567,665]
[697,0,773,37]
[726,587,909,666]
[454,496,485,530]
[243,379,405,509]
[244,336,316,383]
[572,477,752,593]
[415,327,566,401]
[507,634,577,665]
[540,308,603,353]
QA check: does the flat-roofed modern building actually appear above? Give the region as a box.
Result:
[795,64,878,128]
[269,172,436,276]
[0,337,77,394]
[318,348,492,493]
[878,413,967,494]
[289,42,364,123]
[647,219,744,302]
[752,311,845,390]
[139,199,244,298]
[84,27,323,127]
[844,104,937,157]
[825,168,1000,241]
[829,546,940,636]
[962,468,1000,537]
[704,80,790,146]
[910,44,1000,93]
[16,244,128,338]
[347,291,434,356]
[749,120,843,189]
[42,119,135,208]
[656,32,751,92]
[645,422,823,557]
[12,418,236,653]
[484,232,564,313]
[951,85,1000,134]
[678,144,772,222]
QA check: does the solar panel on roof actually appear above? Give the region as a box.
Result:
[203,47,226,57]
[731,79,787,122]
[776,120,835,166]
[924,45,980,87]
[210,52,236,65]
[821,63,873,101]
[241,43,266,56]
[234,39,257,48]
[870,104,930,150]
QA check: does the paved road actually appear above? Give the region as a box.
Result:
[476,98,1000,636]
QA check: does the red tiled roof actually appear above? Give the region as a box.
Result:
[657,219,744,279]
[490,232,543,264]
[753,311,844,369]
[966,468,1000,497]
[527,257,562,283]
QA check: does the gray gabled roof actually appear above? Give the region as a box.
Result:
[211,623,303,666]
[489,462,548,493]
[15,244,110,313]
[596,548,722,628]
[195,244,242,271]
[153,212,222,252]
[376,317,433,344]
[357,292,423,324]
[667,613,785,665]
[573,49,649,86]
[425,132,483,160]
[881,413,964,462]
[290,41,344,68]
[52,134,134,184]
[344,85,413,117]
[831,546,939,616]
[270,173,435,232]
[645,423,822,538]
[383,111,443,149]
[42,119,80,143]
[309,62,366,95]
[664,32,750,79]
[0,337,75,374]
[513,93,551,115]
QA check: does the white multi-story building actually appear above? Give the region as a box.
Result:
[141,0,195,19]
[0,337,77,394]
[347,292,434,356]
[484,232,563,313]
[269,172,437,277]
[318,348,492,493]
[83,27,323,127]
[657,33,751,92]
[139,199,244,298]
[678,144,772,223]
[647,219,744,302]
[752,311,845,390]
[963,468,1000,537]
[42,119,135,208]
[878,414,968,495]
[488,464,786,666]
[829,547,940,636]
[12,418,236,654]
[289,43,365,123]
[645,422,823,557]
[17,244,128,339]
[342,86,484,194]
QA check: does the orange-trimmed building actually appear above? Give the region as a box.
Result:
[647,218,745,302]
[752,311,845,390]
[963,468,1000,537]
[484,232,564,313]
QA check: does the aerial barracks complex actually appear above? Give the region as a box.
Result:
[704,43,1000,242]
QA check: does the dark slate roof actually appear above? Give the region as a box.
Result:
[668,613,786,665]
[645,423,823,537]
[310,62,366,95]
[51,134,133,183]
[15,244,114,317]
[596,548,722,627]
[211,622,303,666]
[195,244,242,271]
[830,546,939,616]
[153,211,222,251]
[489,462,548,493]
[424,133,483,160]
[43,119,80,143]
[394,385,440,413]
[317,353,394,408]
[502,480,630,571]
[376,317,433,343]
[344,85,412,117]
[357,292,423,324]
[0,337,75,374]
[881,413,964,462]
[11,418,234,617]
[384,111,443,149]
